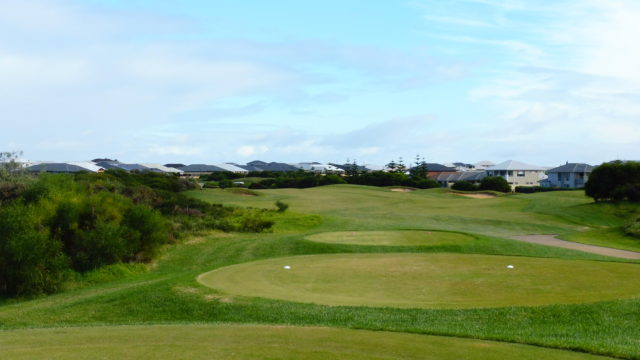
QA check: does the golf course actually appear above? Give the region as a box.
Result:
[1,185,640,359]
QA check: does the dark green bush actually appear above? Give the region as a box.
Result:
[451,181,478,191]
[0,204,68,296]
[275,200,289,213]
[624,215,640,238]
[585,161,640,202]
[515,186,569,193]
[479,176,511,193]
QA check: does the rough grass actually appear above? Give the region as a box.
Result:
[0,324,614,360]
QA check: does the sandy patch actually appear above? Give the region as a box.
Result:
[451,193,496,199]
[390,188,415,192]
[510,234,640,259]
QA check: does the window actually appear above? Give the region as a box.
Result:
[517,171,525,177]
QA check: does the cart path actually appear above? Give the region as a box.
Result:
[510,235,640,260]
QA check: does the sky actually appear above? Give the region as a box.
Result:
[1,0,639,166]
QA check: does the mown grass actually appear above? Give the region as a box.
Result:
[306,230,475,246]
[198,253,640,308]
[1,185,639,359]
[0,324,614,360]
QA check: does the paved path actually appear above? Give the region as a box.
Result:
[510,235,640,260]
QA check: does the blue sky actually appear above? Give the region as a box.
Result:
[2,0,639,166]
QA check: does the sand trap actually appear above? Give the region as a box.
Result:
[390,187,415,192]
[451,192,496,199]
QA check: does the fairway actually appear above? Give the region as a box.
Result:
[0,325,614,360]
[198,253,640,308]
[306,230,475,246]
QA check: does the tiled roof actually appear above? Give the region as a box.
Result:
[487,160,546,171]
[547,163,593,173]
[179,164,228,172]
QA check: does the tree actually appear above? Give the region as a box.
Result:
[479,176,511,193]
[385,159,398,173]
[0,151,23,178]
[585,161,640,202]
[410,155,429,178]
[397,157,407,174]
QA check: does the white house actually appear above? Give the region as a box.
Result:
[294,162,345,173]
[486,160,547,188]
[139,163,184,174]
[213,163,249,174]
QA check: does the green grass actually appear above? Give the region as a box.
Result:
[198,253,640,309]
[0,324,613,360]
[188,185,640,247]
[306,230,475,246]
[562,228,640,252]
[2,185,640,359]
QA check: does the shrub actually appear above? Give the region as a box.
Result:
[624,215,640,238]
[451,181,478,191]
[0,204,69,296]
[514,186,570,193]
[275,200,289,213]
[479,176,511,193]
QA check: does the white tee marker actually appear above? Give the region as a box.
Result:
[283,265,291,270]
[506,265,514,269]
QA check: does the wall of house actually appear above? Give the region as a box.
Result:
[547,172,589,188]
[487,170,543,188]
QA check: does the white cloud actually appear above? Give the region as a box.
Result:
[467,0,640,162]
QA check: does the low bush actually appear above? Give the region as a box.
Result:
[451,181,478,191]
[479,176,511,193]
[624,215,640,238]
[275,200,289,213]
[514,186,573,193]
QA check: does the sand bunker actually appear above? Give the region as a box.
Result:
[390,187,415,192]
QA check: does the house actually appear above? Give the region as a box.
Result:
[474,160,495,170]
[178,164,228,177]
[420,163,456,178]
[443,162,476,172]
[95,161,151,172]
[25,162,105,173]
[238,160,299,172]
[329,163,371,173]
[541,163,593,188]
[295,162,345,173]
[434,171,486,187]
[164,163,186,169]
[485,160,547,188]
[139,163,184,174]
[212,163,249,174]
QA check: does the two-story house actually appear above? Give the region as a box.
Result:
[485,160,547,188]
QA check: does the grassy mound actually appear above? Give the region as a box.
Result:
[0,324,613,360]
[198,253,640,309]
[306,230,475,246]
